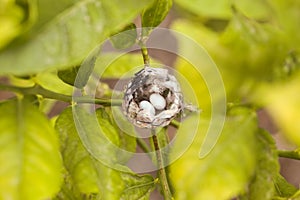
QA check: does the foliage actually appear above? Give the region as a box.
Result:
[0,0,300,200]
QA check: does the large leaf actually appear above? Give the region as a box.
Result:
[174,0,271,19]
[94,52,162,79]
[0,0,154,75]
[57,49,98,88]
[0,99,62,200]
[55,107,155,199]
[274,174,298,198]
[35,70,74,95]
[142,0,173,36]
[55,107,100,195]
[0,0,36,49]
[172,13,288,102]
[92,163,156,200]
[270,0,300,47]
[253,73,300,146]
[240,130,279,200]
[170,107,258,200]
[120,172,157,200]
[110,23,138,50]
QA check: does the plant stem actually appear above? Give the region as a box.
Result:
[137,36,150,66]
[140,44,150,65]
[0,84,122,106]
[136,138,151,153]
[278,150,300,160]
[151,129,173,200]
[170,120,180,129]
[138,33,173,199]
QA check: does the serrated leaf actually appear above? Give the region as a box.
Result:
[0,0,154,75]
[110,23,137,49]
[0,99,62,200]
[241,130,279,200]
[142,0,172,36]
[170,107,258,200]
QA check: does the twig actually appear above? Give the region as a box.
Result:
[136,137,151,154]
[137,36,150,66]
[170,120,180,129]
[151,129,173,200]
[0,84,122,106]
[278,150,300,160]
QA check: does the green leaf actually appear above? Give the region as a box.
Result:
[291,191,300,200]
[94,52,163,80]
[174,0,271,19]
[120,172,157,200]
[274,174,298,198]
[110,23,138,49]
[175,56,212,114]
[241,130,279,200]
[55,107,100,195]
[172,13,288,102]
[93,163,156,200]
[142,0,173,35]
[57,49,98,88]
[57,66,81,87]
[253,72,300,146]
[56,105,136,167]
[94,53,145,78]
[0,99,62,200]
[0,0,36,49]
[0,0,154,75]
[170,107,258,200]
[35,70,74,95]
[270,0,300,47]
[55,107,155,199]
[96,108,137,163]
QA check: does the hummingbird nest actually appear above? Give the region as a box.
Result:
[122,66,183,129]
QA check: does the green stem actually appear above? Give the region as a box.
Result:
[136,138,151,153]
[278,150,300,160]
[0,84,122,106]
[137,36,150,65]
[170,120,180,129]
[151,130,173,200]
[140,44,150,65]
[138,33,173,199]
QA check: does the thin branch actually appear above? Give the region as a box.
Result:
[138,31,173,199]
[136,138,151,153]
[278,150,300,160]
[170,120,180,129]
[151,129,173,200]
[137,36,150,66]
[0,84,122,106]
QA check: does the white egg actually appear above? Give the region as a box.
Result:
[149,93,166,110]
[139,100,155,116]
